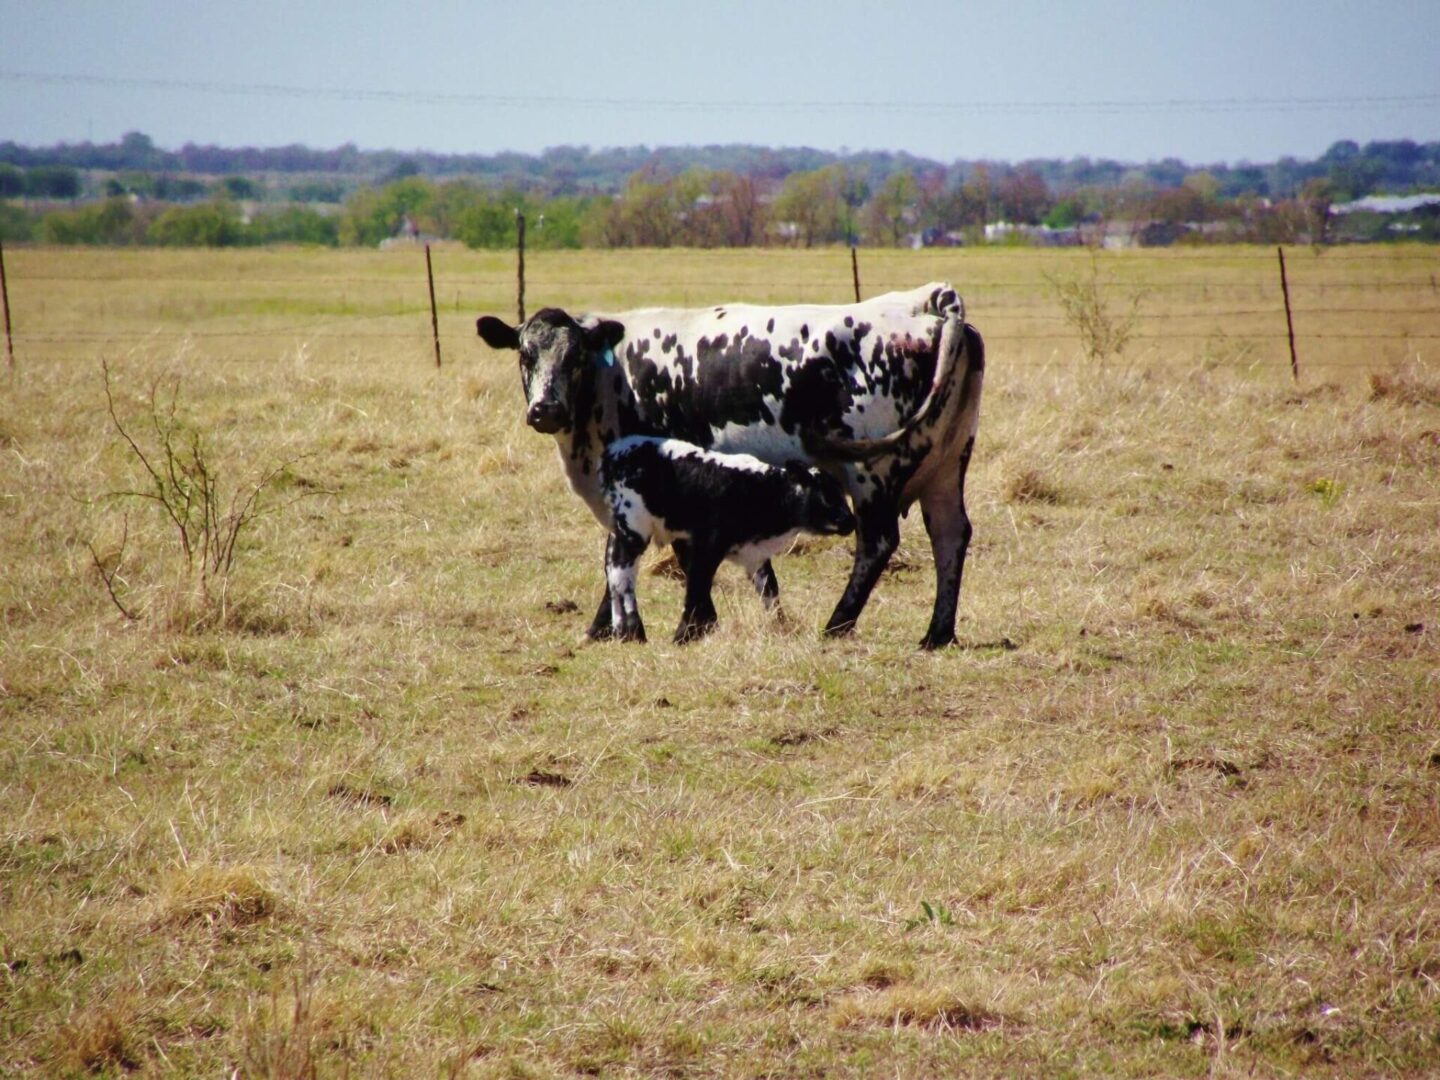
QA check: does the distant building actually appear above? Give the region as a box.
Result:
[1329,194,1440,216]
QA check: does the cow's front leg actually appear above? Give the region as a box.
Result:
[586,587,615,640]
[605,531,648,643]
[586,536,616,640]
[917,435,976,650]
[824,500,900,638]
[674,546,723,644]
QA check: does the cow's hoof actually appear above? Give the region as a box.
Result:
[919,631,957,651]
[586,622,616,642]
[822,620,857,639]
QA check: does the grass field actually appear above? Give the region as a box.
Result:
[2,244,1439,1077]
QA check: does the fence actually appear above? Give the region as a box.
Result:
[3,241,1439,382]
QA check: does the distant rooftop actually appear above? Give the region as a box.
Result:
[1330,193,1440,215]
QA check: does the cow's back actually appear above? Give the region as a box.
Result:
[605,302,949,463]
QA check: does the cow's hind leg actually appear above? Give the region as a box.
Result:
[674,546,723,644]
[751,559,780,609]
[918,435,976,650]
[605,531,648,643]
[824,500,900,638]
[733,551,781,612]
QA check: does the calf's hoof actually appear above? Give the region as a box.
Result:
[616,622,647,644]
[672,619,716,645]
[919,630,957,651]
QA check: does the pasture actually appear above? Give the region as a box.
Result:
[2,244,1438,1077]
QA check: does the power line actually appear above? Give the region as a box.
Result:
[4,69,1439,117]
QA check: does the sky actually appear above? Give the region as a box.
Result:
[2,0,1438,166]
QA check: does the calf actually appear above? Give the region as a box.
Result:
[601,435,855,644]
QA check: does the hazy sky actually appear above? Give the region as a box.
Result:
[2,0,1438,165]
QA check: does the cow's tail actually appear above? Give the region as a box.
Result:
[805,314,982,462]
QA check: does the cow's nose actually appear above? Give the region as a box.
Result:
[526,402,566,433]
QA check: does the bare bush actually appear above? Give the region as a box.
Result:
[1046,253,1145,363]
[90,358,320,624]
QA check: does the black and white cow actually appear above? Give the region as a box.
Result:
[601,436,855,644]
[477,282,984,648]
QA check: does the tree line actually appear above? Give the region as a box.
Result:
[3,136,1439,248]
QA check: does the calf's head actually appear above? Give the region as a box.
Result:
[786,465,855,537]
[477,308,625,434]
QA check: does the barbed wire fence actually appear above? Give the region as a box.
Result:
[3,240,1439,380]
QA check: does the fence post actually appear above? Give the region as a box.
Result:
[425,244,441,370]
[1276,246,1298,384]
[0,236,14,374]
[516,210,526,325]
[850,246,861,303]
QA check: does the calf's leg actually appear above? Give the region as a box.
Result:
[670,539,719,626]
[674,546,724,644]
[605,532,648,643]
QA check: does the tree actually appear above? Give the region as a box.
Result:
[863,170,919,246]
[24,165,81,199]
[771,167,844,247]
[996,168,1051,225]
[148,201,243,246]
[248,206,339,246]
[0,164,23,198]
[340,177,435,246]
[36,198,141,244]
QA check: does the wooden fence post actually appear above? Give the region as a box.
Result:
[1277,246,1298,384]
[516,211,526,325]
[850,246,861,303]
[0,236,14,373]
[425,244,441,370]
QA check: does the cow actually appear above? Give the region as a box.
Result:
[476,282,984,648]
[600,435,856,644]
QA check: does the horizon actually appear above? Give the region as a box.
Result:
[3,1,1438,165]
[5,128,1433,175]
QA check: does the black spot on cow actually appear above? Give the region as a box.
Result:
[690,332,785,432]
[661,333,678,354]
[767,318,775,333]
[779,355,857,436]
[844,315,854,328]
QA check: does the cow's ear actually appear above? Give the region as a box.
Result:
[477,316,519,351]
[586,319,625,352]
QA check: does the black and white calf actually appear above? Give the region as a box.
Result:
[478,282,984,648]
[601,436,854,644]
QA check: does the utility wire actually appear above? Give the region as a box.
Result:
[4,69,1439,116]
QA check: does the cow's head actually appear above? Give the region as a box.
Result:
[787,464,855,538]
[477,308,625,434]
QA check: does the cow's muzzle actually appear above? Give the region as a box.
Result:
[526,402,568,433]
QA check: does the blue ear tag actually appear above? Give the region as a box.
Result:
[600,347,617,369]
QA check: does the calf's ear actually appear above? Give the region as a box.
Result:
[477,316,519,351]
[585,319,626,352]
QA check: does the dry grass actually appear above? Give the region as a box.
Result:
[1,245,1438,1076]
